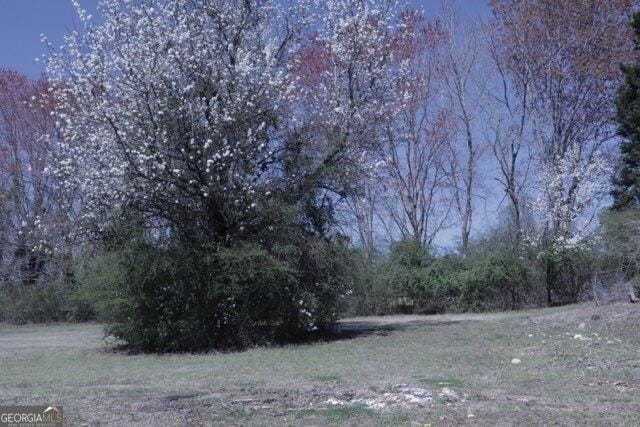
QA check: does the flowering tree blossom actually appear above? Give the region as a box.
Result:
[46,0,426,251]
[47,0,316,244]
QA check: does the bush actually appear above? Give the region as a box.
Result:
[0,250,96,323]
[371,257,461,314]
[418,258,466,312]
[455,252,531,311]
[600,208,640,276]
[332,248,377,317]
[388,239,431,267]
[0,279,81,324]
[287,237,356,328]
[348,240,533,316]
[78,239,350,352]
[350,240,452,315]
[536,242,600,305]
[367,261,423,314]
[346,240,441,315]
[594,208,640,302]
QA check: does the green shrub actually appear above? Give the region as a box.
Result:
[333,248,378,317]
[73,251,127,322]
[78,239,349,352]
[0,280,76,324]
[418,258,466,312]
[600,208,640,276]
[536,241,600,305]
[389,239,431,267]
[349,242,532,316]
[455,252,531,311]
[346,240,445,315]
[369,262,423,314]
[371,257,462,314]
[349,254,460,315]
[289,237,356,328]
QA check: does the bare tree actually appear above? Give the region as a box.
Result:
[481,24,534,243]
[440,5,484,257]
[376,10,454,247]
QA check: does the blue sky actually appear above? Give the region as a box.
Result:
[0,0,490,77]
[0,0,99,76]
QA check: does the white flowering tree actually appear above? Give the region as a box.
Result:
[490,0,636,303]
[47,0,317,244]
[47,0,413,246]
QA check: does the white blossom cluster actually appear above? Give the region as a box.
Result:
[529,145,611,251]
[46,0,314,240]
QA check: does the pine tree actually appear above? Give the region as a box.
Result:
[612,12,640,210]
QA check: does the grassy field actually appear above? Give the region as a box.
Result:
[0,303,639,425]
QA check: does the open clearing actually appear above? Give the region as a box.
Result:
[0,303,639,425]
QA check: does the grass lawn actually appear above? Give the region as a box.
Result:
[0,303,638,425]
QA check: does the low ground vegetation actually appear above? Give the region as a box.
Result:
[348,239,534,315]
[0,303,638,425]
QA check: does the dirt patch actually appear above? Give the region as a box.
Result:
[103,383,467,424]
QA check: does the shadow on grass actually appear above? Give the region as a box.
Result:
[305,318,472,344]
[102,317,472,355]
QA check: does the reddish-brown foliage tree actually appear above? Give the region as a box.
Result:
[379,9,455,247]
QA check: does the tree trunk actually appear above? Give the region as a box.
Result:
[546,259,554,306]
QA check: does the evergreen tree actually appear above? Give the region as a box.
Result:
[613,12,640,210]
